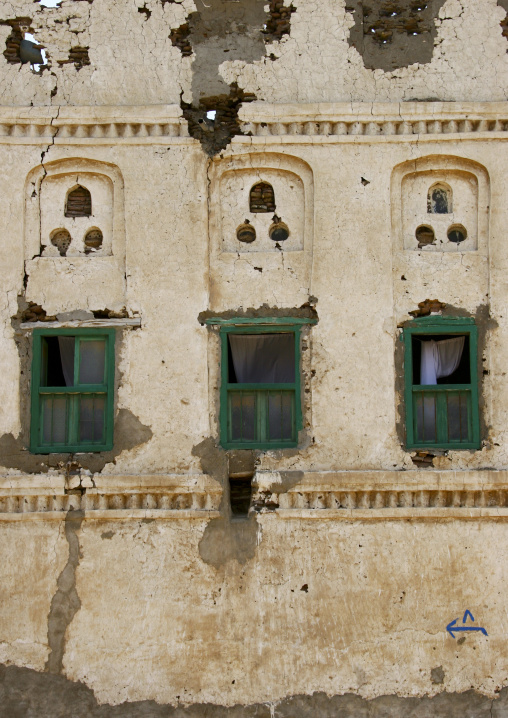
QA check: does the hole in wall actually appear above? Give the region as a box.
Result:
[269,216,290,242]
[50,229,72,257]
[236,221,256,244]
[2,19,46,70]
[229,475,253,517]
[65,186,92,218]
[415,224,435,247]
[84,228,103,253]
[447,224,467,244]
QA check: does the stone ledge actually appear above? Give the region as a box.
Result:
[274,508,508,520]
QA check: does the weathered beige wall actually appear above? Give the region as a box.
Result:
[0,0,508,714]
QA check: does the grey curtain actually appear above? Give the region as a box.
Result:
[58,336,75,386]
[229,334,295,383]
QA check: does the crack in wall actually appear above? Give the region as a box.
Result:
[44,508,84,675]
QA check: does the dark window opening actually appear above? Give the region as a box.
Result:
[427,186,452,214]
[229,476,252,517]
[65,186,92,218]
[227,333,295,383]
[249,182,276,213]
[41,336,74,387]
[404,321,480,450]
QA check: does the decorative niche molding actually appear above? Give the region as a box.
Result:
[209,152,314,256]
[24,157,127,312]
[391,155,490,254]
[208,152,314,309]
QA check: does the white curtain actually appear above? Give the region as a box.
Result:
[57,336,75,387]
[420,337,465,385]
[229,334,295,383]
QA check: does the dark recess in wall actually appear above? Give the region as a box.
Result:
[57,45,91,69]
[182,83,256,156]
[346,0,446,71]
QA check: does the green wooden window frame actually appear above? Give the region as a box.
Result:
[30,328,115,454]
[403,317,480,450]
[212,318,314,450]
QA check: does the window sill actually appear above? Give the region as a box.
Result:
[21,318,141,330]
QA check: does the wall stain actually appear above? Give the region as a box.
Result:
[346,0,447,72]
[0,408,152,475]
[45,509,84,675]
[170,0,297,154]
[193,438,259,568]
[0,665,505,716]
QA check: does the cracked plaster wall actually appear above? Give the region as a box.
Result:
[1,0,508,713]
[1,136,508,475]
[0,0,507,108]
[1,516,508,709]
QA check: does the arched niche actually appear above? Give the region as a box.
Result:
[391,155,489,253]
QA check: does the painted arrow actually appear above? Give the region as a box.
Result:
[447,610,488,639]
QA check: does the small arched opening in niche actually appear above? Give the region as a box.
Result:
[249,181,276,213]
[65,185,92,218]
[84,227,103,254]
[50,228,72,256]
[427,183,452,214]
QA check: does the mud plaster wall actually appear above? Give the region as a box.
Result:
[0,141,210,475]
[1,516,508,710]
[2,0,508,713]
[0,0,508,108]
[1,138,508,474]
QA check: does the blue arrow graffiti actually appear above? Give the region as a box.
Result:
[446,610,488,639]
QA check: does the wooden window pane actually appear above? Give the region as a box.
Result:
[415,394,437,443]
[79,340,106,384]
[268,391,293,441]
[231,392,256,441]
[79,395,105,443]
[43,395,67,444]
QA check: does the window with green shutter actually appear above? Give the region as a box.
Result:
[30,328,115,453]
[207,318,315,450]
[403,317,480,450]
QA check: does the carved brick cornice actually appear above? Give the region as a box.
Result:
[0,102,507,145]
[252,470,508,519]
[238,101,508,141]
[0,474,221,520]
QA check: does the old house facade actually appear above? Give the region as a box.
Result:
[1,0,508,714]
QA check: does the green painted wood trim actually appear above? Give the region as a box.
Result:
[205,316,317,326]
[403,318,480,450]
[219,324,303,449]
[406,316,475,328]
[30,328,115,454]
